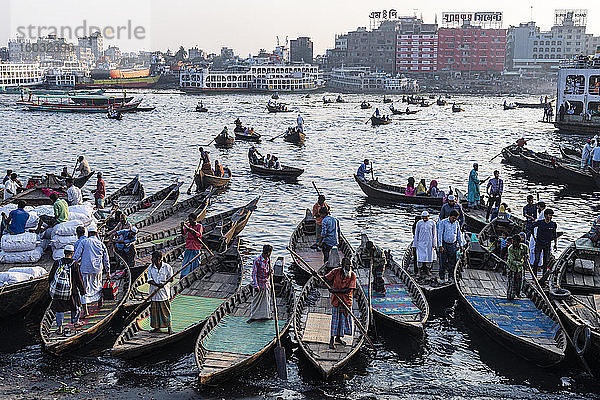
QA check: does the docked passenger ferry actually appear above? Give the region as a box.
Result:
[555,53,600,133]
[179,63,323,93]
[0,63,44,92]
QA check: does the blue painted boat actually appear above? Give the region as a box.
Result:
[16,94,141,113]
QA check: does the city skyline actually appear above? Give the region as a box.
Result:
[2,0,600,55]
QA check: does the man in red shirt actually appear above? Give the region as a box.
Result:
[312,195,329,246]
[323,257,356,349]
[93,172,105,209]
[181,212,203,277]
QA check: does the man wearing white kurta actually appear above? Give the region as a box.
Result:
[529,202,546,270]
[412,211,437,278]
[74,227,110,317]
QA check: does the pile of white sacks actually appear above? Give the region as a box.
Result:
[0,202,98,286]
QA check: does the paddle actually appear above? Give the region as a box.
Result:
[370,161,375,181]
[286,246,374,347]
[524,259,594,376]
[269,270,287,380]
[311,181,321,197]
[148,181,179,217]
[97,205,119,233]
[489,152,502,162]
[71,159,79,178]
[269,131,287,142]
[367,256,378,338]
[187,159,203,194]
[364,113,374,124]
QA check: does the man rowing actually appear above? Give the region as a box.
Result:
[356,159,372,182]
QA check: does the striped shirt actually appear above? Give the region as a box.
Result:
[251,254,271,290]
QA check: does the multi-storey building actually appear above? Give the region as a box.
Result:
[8,35,76,62]
[77,32,103,61]
[437,25,506,72]
[396,17,439,72]
[290,37,314,63]
[346,21,398,74]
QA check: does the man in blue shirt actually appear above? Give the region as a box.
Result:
[437,210,464,283]
[113,226,138,268]
[532,208,558,277]
[522,195,537,240]
[4,200,29,234]
[318,207,339,267]
[356,159,371,181]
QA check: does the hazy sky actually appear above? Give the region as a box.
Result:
[2,0,600,55]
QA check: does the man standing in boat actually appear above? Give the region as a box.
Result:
[581,139,592,170]
[412,211,437,279]
[312,195,329,247]
[181,213,203,277]
[247,245,273,323]
[467,163,488,208]
[318,207,339,267]
[74,226,110,318]
[437,210,464,284]
[531,208,558,278]
[323,257,356,350]
[439,195,464,228]
[297,113,304,133]
[506,234,529,301]
[148,250,173,334]
[522,195,537,240]
[356,159,372,182]
[485,170,503,222]
[75,156,91,177]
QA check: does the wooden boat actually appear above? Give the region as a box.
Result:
[452,105,464,112]
[354,174,444,206]
[558,144,581,164]
[292,237,370,378]
[1,172,95,207]
[455,240,567,367]
[288,209,354,275]
[283,128,305,144]
[40,258,132,355]
[214,132,234,148]
[323,98,333,104]
[550,241,600,363]
[112,240,243,359]
[47,171,95,189]
[249,161,304,179]
[383,96,392,103]
[234,131,261,142]
[400,243,456,308]
[503,103,518,110]
[360,102,371,109]
[122,181,182,225]
[195,257,294,385]
[134,188,214,244]
[133,106,156,112]
[19,96,142,113]
[419,102,431,107]
[103,175,145,209]
[0,250,53,319]
[389,106,419,115]
[355,234,428,337]
[193,167,232,191]
[436,99,447,106]
[515,101,550,109]
[477,214,526,252]
[370,116,391,126]
[266,103,292,113]
[107,112,123,120]
[335,97,345,103]
[195,105,208,112]
[271,92,279,100]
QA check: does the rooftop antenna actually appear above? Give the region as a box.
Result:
[276,36,280,46]
[530,5,533,22]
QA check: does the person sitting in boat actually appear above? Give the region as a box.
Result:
[405,177,416,196]
[415,179,427,196]
[588,215,600,246]
[264,154,272,168]
[375,108,380,117]
[60,167,70,178]
[200,158,213,176]
[273,156,281,170]
[267,155,275,169]
[322,257,356,350]
[428,180,444,198]
[506,234,529,301]
[214,160,224,177]
[356,159,371,182]
[112,226,138,269]
[2,200,29,235]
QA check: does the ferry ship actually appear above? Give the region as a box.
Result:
[76,68,160,89]
[179,63,323,93]
[555,51,600,133]
[0,63,44,92]
[328,67,418,93]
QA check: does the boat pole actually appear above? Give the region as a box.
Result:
[524,261,593,376]
[311,181,321,197]
[269,269,288,380]
[148,182,179,217]
[367,256,378,338]
[286,246,374,347]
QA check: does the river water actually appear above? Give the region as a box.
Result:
[0,92,599,399]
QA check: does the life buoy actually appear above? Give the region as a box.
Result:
[573,325,591,355]
[548,286,571,299]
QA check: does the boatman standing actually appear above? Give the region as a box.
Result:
[148,250,173,334]
[467,163,488,208]
[356,159,372,182]
[318,207,339,266]
[75,156,91,177]
[412,211,437,278]
[247,245,273,323]
[582,139,592,170]
[485,170,503,222]
[297,113,304,133]
[312,195,330,246]
[437,210,464,284]
[323,257,356,350]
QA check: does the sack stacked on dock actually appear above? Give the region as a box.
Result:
[0,232,43,264]
[51,220,84,260]
[0,266,47,286]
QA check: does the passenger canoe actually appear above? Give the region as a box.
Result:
[112,241,242,359]
[355,234,428,337]
[354,174,444,206]
[121,181,183,225]
[550,241,600,363]
[288,209,354,275]
[40,259,132,355]
[477,214,526,251]
[360,103,372,109]
[266,104,292,113]
[370,116,391,125]
[234,131,261,142]
[47,171,95,189]
[195,257,294,385]
[104,175,145,209]
[249,161,304,179]
[193,167,232,191]
[292,244,370,378]
[283,129,305,144]
[214,133,234,148]
[0,250,53,320]
[515,102,549,109]
[452,105,464,112]
[390,107,419,115]
[196,106,208,112]
[437,99,447,106]
[558,145,581,164]
[455,239,567,367]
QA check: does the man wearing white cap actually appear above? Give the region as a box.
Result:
[412,211,437,278]
[74,227,110,316]
[439,195,465,228]
[113,226,138,269]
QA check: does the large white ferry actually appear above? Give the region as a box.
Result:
[180,63,323,93]
[328,67,418,93]
[555,51,600,133]
[0,63,44,92]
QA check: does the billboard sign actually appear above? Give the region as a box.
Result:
[441,12,503,28]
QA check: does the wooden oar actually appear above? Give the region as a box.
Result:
[367,257,378,338]
[71,160,79,178]
[148,182,179,217]
[269,131,287,142]
[370,161,375,181]
[269,270,287,380]
[524,260,593,376]
[96,205,119,232]
[489,152,503,162]
[286,246,374,347]
[364,113,374,124]
[187,159,203,194]
[311,181,321,196]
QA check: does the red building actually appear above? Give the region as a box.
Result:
[396,33,438,72]
[437,26,506,72]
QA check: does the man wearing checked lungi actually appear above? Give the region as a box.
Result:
[247,245,273,323]
[323,257,356,350]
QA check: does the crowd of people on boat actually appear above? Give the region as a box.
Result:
[248,146,281,169]
[197,147,226,178]
[267,100,288,112]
